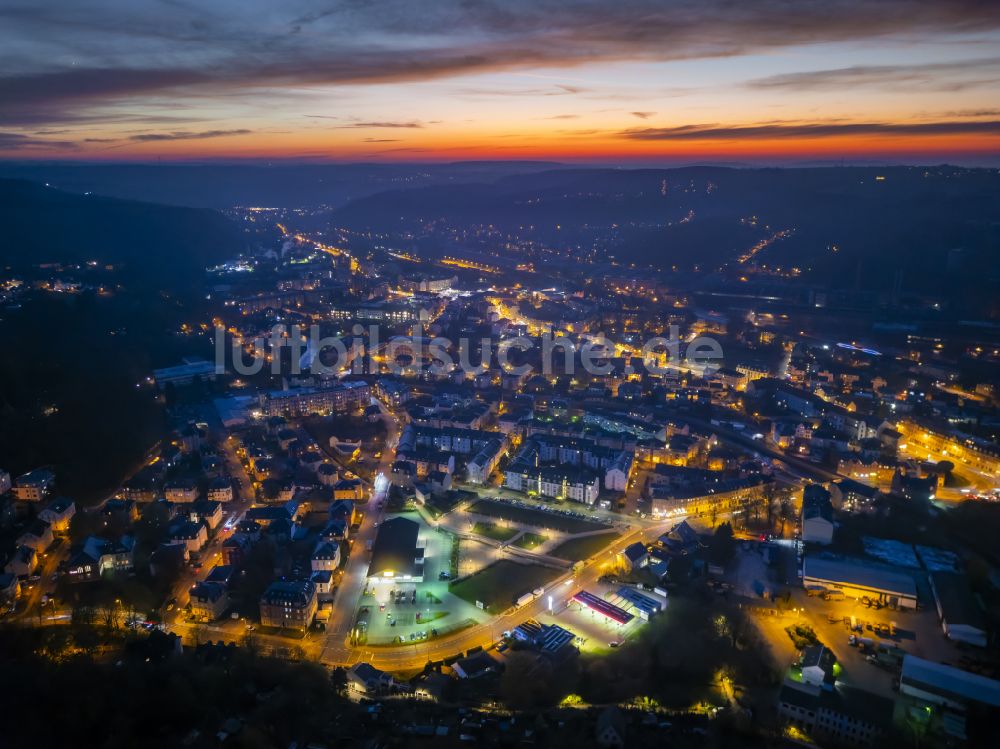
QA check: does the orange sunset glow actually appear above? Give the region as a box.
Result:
[2,1,1000,164]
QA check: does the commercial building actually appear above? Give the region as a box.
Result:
[572,590,634,625]
[152,358,217,387]
[367,516,424,582]
[614,586,664,620]
[802,556,917,610]
[259,580,317,630]
[928,572,988,648]
[899,655,1000,712]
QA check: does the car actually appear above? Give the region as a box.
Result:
[609,641,620,648]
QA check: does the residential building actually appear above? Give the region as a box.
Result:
[164,479,199,503]
[170,520,208,554]
[778,681,893,747]
[12,469,55,501]
[16,520,53,552]
[311,541,341,572]
[260,380,371,417]
[801,484,834,545]
[4,545,37,578]
[190,581,229,621]
[64,536,135,581]
[259,580,317,630]
[347,662,394,695]
[207,477,234,503]
[39,497,76,533]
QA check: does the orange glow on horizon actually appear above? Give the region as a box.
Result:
[36,129,1000,163]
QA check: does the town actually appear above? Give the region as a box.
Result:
[4,2,1000,745]
[3,186,999,747]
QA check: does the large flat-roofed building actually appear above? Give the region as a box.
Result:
[260,380,370,417]
[900,655,1000,711]
[153,358,218,387]
[928,572,988,648]
[367,516,424,582]
[802,556,917,610]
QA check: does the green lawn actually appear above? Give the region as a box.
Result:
[512,531,549,550]
[549,531,621,561]
[469,499,609,533]
[450,560,563,613]
[471,521,519,542]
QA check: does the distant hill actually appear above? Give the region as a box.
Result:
[0,179,244,284]
[331,165,1000,296]
[0,162,567,210]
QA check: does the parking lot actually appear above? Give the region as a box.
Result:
[353,517,489,646]
[728,541,970,698]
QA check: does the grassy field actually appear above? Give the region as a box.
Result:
[469,499,608,534]
[450,560,563,613]
[512,531,549,550]
[471,522,519,542]
[549,531,621,561]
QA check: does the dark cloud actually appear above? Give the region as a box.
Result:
[3,1,1000,127]
[333,121,423,129]
[127,129,253,142]
[0,131,76,150]
[620,119,1000,140]
[746,57,1000,91]
[630,111,656,119]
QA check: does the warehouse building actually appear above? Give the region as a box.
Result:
[802,556,918,610]
[929,572,988,648]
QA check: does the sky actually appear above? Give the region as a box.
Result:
[2,0,1000,164]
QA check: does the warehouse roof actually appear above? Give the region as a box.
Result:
[803,556,917,599]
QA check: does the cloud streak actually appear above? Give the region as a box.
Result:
[620,119,1000,141]
[746,57,1000,92]
[126,128,253,142]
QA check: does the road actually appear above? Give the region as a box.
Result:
[165,432,256,621]
[319,404,400,663]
